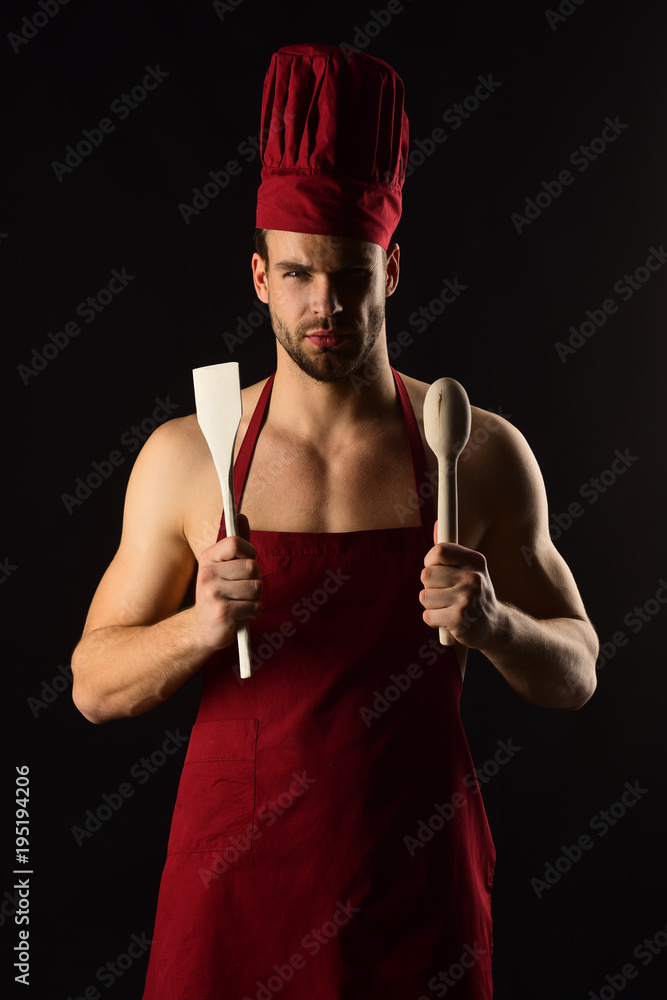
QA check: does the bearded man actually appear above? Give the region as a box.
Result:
[72,43,598,1000]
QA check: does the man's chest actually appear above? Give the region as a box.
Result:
[184,424,485,557]
[241,429,431,533]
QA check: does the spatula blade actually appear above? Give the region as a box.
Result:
[193,363,243,508]
[193,362,252,678]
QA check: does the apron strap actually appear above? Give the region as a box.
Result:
[216,373,275,541]
[391,367,436,539]
[233,373,276,505]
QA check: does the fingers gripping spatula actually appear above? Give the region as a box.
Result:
[193,362,253,679]
[423,377,472,646]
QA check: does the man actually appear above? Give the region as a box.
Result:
[72,44,598,999]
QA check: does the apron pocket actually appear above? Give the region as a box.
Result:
[167,718,259,855]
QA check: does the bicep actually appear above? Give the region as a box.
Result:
[80,421,197,635]
[477,418,591,623]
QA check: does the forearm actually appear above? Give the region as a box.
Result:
[479,604,599,710]
[71,607,217,724]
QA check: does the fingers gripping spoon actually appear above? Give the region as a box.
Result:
[423,377,472,646]
[193,362,253,679]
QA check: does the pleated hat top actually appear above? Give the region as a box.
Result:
[255,42,409,249]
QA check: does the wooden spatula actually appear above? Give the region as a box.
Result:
[193,362,252,679]
[423,377,472,646]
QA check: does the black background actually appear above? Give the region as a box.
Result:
[4,0,667,997]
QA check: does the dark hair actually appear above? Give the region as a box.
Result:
[254,228,269,264]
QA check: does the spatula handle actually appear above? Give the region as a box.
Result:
[223,466,253,680]
[437,460,458,646]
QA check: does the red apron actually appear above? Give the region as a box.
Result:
[142,369,495,999]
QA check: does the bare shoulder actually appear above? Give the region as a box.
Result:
[142,372,270,470]
[396,370,547,524]
[461,406,548,516]
[129,412,211,484]
[118,415,209,542]
[134,378,271,555]
[395,369,527,458]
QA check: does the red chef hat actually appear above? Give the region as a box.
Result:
[256,43,409,250]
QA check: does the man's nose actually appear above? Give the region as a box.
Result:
[310,276,343,318]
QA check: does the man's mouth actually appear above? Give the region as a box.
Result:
[305,331,350,348]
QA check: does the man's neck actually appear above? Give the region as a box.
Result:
[269,346,399,442]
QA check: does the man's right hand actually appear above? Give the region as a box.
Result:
[71,418,264,723]
[194,513,263,652]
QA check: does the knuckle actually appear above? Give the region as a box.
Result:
[214,595,232,618]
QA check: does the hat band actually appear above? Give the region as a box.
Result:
[256,169,402,250]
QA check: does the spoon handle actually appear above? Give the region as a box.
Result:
[437,457,458,646]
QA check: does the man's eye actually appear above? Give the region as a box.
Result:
[284,271,309,279]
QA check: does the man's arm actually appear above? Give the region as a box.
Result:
[71,418,262,724]
[420,411,598,709]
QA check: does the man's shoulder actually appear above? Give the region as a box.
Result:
[396,370,516,441]
[127,413,213,490]
[397,370,543,494]
[137,374,273,475]
[144,412,206,452]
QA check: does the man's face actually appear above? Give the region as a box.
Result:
[251,231,399,382]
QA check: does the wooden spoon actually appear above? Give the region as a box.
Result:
[423,377,472,646]
[193,362,253,679]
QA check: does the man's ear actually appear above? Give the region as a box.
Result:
[252,252,269,303]
[385,242,400,297]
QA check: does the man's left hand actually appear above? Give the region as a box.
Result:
[419,538,505,649]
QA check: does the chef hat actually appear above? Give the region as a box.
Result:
[255,43,409,250]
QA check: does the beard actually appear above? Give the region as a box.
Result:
[269,301,386,383]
